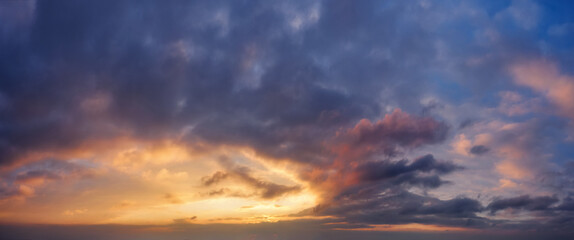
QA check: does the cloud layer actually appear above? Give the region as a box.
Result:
[1,0,574,238]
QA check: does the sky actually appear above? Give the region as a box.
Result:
[1,0,574,239]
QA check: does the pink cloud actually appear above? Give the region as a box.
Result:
[510,60,574,119]
[336,109,448,160]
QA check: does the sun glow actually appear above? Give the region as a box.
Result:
[0,140,320,225]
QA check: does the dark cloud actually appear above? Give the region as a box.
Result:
[298,155,471,228]
[7,158,96,179]
[231,168,301,199]
[556,197,574,211]
[392,174,446,189]
[0,0,382,167]
[458,119,476,129]
[15,170,61,182]
[0,0,455,167]
[469,145,490,155]
[172,216,197,224]
[317,189,489,229]
[201,171,228,186]
[418,197,483,217]
[487,195,559,214]
[200,158,301,200]
[358,154,460,183]
[0,158,96,200]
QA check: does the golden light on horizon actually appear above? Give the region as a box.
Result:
[0,141,320,226]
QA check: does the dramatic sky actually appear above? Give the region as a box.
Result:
[1,0,574,239]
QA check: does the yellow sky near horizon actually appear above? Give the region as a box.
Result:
[0,140,319,225]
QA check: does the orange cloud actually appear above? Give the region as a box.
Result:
[495,160,530,180]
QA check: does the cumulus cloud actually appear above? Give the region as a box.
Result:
[329,109,449,166]
[345,109,448,154]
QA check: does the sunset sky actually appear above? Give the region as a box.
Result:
[1,0,574,239]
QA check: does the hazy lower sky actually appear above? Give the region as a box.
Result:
[1,0,574,239]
